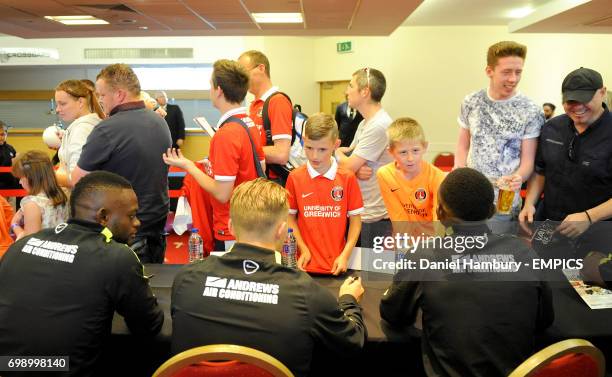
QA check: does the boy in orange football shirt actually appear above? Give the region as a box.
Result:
[286,113,363,275]
[377,117,446,225]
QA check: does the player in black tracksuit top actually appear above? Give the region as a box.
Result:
[0,172,164,377]
[380,169,553,377]
[170,178,366,377]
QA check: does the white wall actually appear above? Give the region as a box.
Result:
[0,35,318,115]
[313,26,612,157]
[3,26,612,158]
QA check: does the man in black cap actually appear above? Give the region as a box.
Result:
[519,68,612,250]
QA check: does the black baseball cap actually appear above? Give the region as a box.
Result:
[562,67,603,103]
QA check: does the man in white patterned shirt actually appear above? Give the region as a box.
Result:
[454,40,545,219]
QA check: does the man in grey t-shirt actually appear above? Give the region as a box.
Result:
[455,41,544,218]
[336,68,392,245]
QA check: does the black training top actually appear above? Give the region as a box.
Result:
[0,219,164,377]
[78,101,172,236]
[165,104,186,149]
[535,105,612,221]
[380,224,554,377]
[171,242,366,377]
[0,143,19,189]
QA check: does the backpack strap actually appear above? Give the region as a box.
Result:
[262,91,296,146]
[221,116,267,179]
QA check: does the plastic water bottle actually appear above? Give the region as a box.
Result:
[188,228,203,262]
[282,228,297,268]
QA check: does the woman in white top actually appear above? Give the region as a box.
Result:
[54,79,104,187]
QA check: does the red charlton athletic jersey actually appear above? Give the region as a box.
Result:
[181,162,214,254]
[209,107,265,241]
[286,159,364,274]
[248,87,292,178]
[376,160,446,222]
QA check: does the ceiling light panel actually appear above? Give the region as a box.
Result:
[252,13,303,23]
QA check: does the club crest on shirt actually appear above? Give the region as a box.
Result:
[331,186,344,202]
[415,188,427,202]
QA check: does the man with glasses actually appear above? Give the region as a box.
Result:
[520,67,612,248]
[336,68,392,247]
[238,50,293,185]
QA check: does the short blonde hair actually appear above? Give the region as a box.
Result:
[239,50,271,78]
[304,113,338,141]
[230,178,288,235]
[96,63,141,96]
[387,117,426,148]
[487,41,527,67]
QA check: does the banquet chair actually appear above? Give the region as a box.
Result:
[508,338,605,377]
[432,152,454,170]
[152,344,295,377]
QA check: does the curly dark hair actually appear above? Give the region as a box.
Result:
[70,171,133,218]
[439,168,495,221]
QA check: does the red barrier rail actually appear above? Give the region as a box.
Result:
[0,188,183,199]
[0,164,186,199]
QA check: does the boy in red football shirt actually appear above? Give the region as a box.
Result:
[287,113,363,275]
[163,59,265,251]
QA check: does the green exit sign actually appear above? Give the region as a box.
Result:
[337,41,352,53]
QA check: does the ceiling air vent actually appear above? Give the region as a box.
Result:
[84,48,193,59]
[76,4,137,12]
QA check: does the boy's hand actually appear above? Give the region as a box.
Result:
[337,147,351,155]
[339,276,364,302]
[356,165,373,180]
[297,251,311,271]
[331,254,349,276]
[163,148,194,170]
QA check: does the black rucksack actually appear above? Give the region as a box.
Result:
[262,92,308,184]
